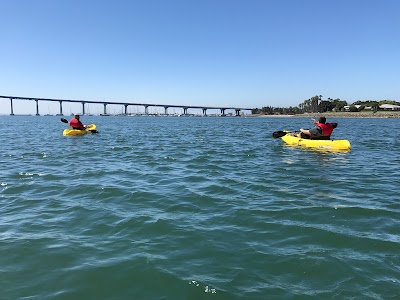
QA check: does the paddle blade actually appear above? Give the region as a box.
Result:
[272,131,287,138]
[61,118,68,123]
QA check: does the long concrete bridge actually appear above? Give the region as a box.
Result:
[0,95,253,116]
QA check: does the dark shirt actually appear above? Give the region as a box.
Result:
[309,126,322,137]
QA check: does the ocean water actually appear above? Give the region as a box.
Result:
[0,115,399,299]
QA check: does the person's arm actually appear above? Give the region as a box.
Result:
[300,128,311,136]
[77,120,86,130]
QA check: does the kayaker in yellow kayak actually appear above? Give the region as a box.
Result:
[69,113,87,130]
[299,116,337,140]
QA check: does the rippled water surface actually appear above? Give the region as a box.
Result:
[1,116,399,299]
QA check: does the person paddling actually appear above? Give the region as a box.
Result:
[69,113,86,130]
[299,116,337,140]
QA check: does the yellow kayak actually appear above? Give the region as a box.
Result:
[63,124,97,136]
[280,132,351,151]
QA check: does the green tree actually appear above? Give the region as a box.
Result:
[332,99,347,111]
[349,105,359,112]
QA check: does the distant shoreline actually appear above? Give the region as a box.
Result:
[1,111,400,118]
[253,111,400,118]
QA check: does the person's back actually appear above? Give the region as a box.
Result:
[314,120,335,139]
[300,117,337,139]
[70,114,85,130]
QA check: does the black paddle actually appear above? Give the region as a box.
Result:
[272,131,287,138]
[272,130,300,138]
[60,118,98,133]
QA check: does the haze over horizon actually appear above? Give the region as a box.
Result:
[1,0,399,115]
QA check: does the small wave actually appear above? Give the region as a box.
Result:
[189,280,217,294]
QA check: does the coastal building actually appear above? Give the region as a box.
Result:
[379,104,400,110]
[343,105,362,111]
[344,104,400,111]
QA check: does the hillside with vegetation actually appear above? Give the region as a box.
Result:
[252,95,400,115]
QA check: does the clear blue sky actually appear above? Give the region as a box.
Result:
[1,0,399,114]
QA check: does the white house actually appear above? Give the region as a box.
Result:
[344,105,362,111]
[379,104,400,110]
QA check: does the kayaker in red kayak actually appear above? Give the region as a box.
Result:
[69,114,86,130]
[299,116,337,140]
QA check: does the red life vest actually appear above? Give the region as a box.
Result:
[317,122,334,136]
[70,118,85,130]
